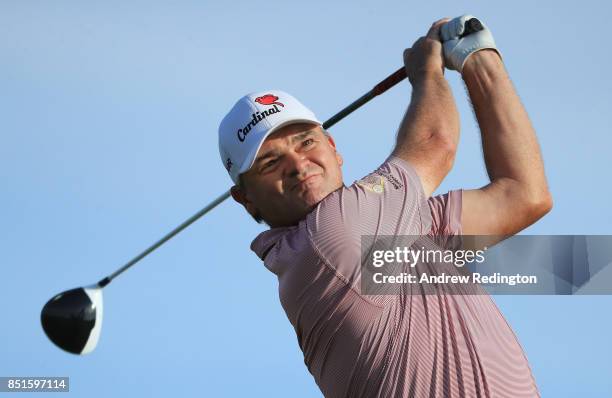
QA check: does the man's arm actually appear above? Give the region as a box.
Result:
[461,50,553,237]
[392,19,460,197]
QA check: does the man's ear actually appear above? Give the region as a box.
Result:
[230,185,247,206]
[325,133,343,166]
[230,184,260,219]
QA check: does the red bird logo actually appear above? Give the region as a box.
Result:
[255,94,284,107]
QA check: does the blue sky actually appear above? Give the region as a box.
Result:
[1,1,611,396]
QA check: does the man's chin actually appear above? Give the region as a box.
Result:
[300,188,329,207]
[267,193,330,227]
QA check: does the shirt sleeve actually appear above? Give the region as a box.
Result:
[305,156,432,284]
[427,190,463,236]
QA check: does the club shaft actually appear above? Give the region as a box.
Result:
[323,67,407,129]
[97,66,413,287]
[97,191,231,287]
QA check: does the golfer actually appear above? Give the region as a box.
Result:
[218,15,551,398]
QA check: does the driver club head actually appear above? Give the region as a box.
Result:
[41,285,103,355]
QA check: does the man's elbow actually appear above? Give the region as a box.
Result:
[523,190,553,224]
[430,132,458,174]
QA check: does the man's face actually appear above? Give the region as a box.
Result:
[231,123,343,227]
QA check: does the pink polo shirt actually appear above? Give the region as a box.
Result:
[251,156,539,398]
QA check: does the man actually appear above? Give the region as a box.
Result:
[218,15,551,398]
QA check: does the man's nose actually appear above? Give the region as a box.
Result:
[285,151,310,178]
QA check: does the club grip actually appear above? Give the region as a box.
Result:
[372,67,407,96]
[462,18,483,37]
[372,17,485,95]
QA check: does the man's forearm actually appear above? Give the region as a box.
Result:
[395,74,459,156]
[392,73,459,195]
[463,50,552,215]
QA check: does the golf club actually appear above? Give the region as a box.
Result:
[41,19,484,355]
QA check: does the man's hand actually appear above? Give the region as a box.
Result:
[403,18,449,83]
[441,14,501,72]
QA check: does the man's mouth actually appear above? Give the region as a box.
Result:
[292,174,321,191]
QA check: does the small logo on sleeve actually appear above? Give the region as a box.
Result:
[356,175,385,194]
[226,157,233,171]
[374,169,403,190]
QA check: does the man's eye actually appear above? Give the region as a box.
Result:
[303,138,314,147]
[262,159,278,171]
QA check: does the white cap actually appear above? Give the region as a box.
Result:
[218,90,321,184]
